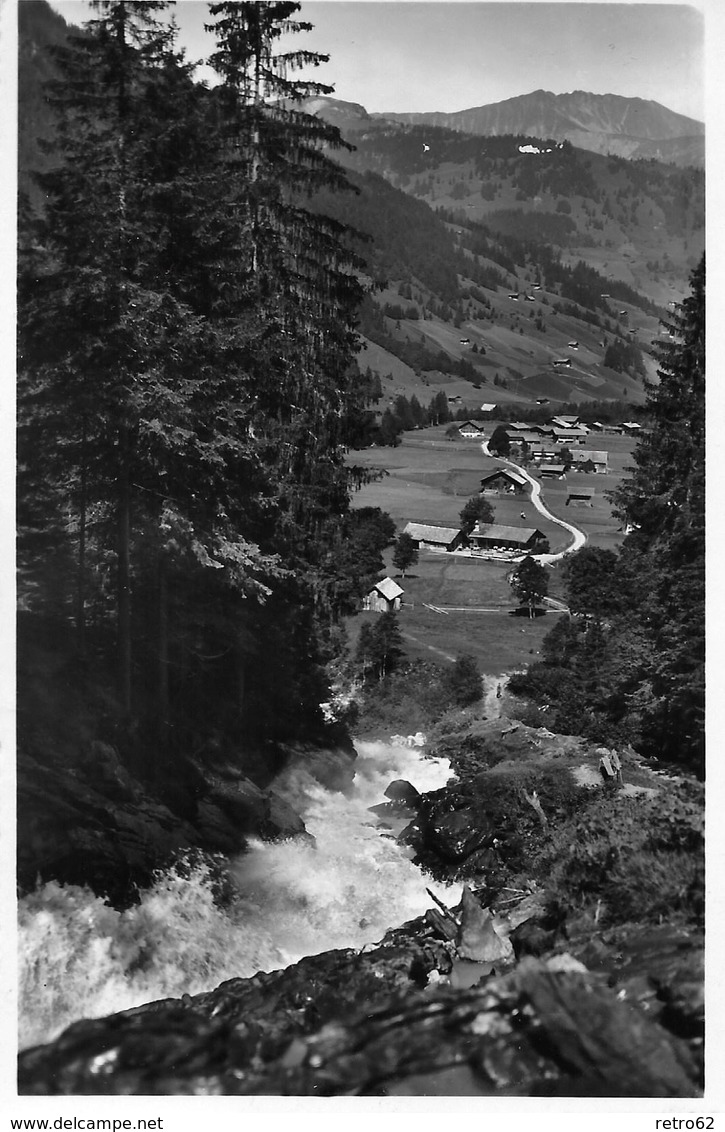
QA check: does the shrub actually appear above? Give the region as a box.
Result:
[532,788,704,925]
[354,660,450,734]
[446,655,483,706]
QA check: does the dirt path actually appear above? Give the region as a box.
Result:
[481,673,510,718]
[401,631,456,663]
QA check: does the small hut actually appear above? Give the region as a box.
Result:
[363,577,404,612]
[566,490,594,507]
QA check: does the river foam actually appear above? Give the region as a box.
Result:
[19,739,457,1050]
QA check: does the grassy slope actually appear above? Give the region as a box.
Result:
[340,137,701,410]
[362,274,655,412]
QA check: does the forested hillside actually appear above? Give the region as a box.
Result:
[17,1,386,816]
[509,256,705,773]
[340,126,703,300]
[311,165,665,415]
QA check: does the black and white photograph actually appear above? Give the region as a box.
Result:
[5,0,715,1114]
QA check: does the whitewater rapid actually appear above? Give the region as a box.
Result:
[18,740,457,1050]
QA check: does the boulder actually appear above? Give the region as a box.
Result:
[203,775,269,831]
[274,743,357,796]
[456,887,514,963]
[425,805,495,863]
[384,779,421,806]
[262,791,314,844]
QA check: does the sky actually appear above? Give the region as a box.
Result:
[48,0,706,122]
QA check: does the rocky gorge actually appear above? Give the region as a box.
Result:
[18,711,704,1097]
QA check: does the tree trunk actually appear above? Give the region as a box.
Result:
[117,425,132,714]
[523,788,548,826]
[158,557,169,743]
[237,648,246,721]
[76,420,87,655]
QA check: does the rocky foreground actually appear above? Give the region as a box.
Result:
[19,719,704,1097]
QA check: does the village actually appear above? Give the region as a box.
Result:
[349,410,641,668]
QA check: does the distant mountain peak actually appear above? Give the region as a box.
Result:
[369,90,703,166]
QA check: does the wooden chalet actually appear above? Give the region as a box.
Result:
[363,577,404,612]
[469,523,546,553]
[480,467,528,494]
[458,420,486,439]
[538,464,567,479]
[507,430,543,447]
[403,523,465,551]
[552,428,588,445]
[571,449,608,474]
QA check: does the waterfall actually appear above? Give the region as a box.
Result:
[18,739,457,1051]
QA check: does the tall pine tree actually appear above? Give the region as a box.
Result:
[205,2,367,586]
[611,254,705,768]
[19,1,375,749]
[18,2,279,722]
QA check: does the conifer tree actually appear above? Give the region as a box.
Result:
[205,2,366,583]
[18,2,279,719]
[610,254,705,766]
[19,1,186,708]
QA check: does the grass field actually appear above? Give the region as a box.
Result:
[345,549,565,675]
[345,425,638,672]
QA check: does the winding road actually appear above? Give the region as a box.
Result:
[481,442,587,565]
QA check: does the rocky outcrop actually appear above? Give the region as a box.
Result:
[18,908,703,1096]
[17,748,203,904]
[410,797,495,863]
[17,734,358,903]
[17,615,357,904]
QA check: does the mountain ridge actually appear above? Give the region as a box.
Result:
[375,89,703,138]
[305,90,704,168]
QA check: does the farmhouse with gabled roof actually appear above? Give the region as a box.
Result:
[469,523,546,553]
[571,449,609,473]
[480,467,528,494]
[458,420,486,438]
[552,427,588,444]
[403,523,465,551]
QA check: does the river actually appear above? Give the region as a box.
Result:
[18,739,457,1051]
